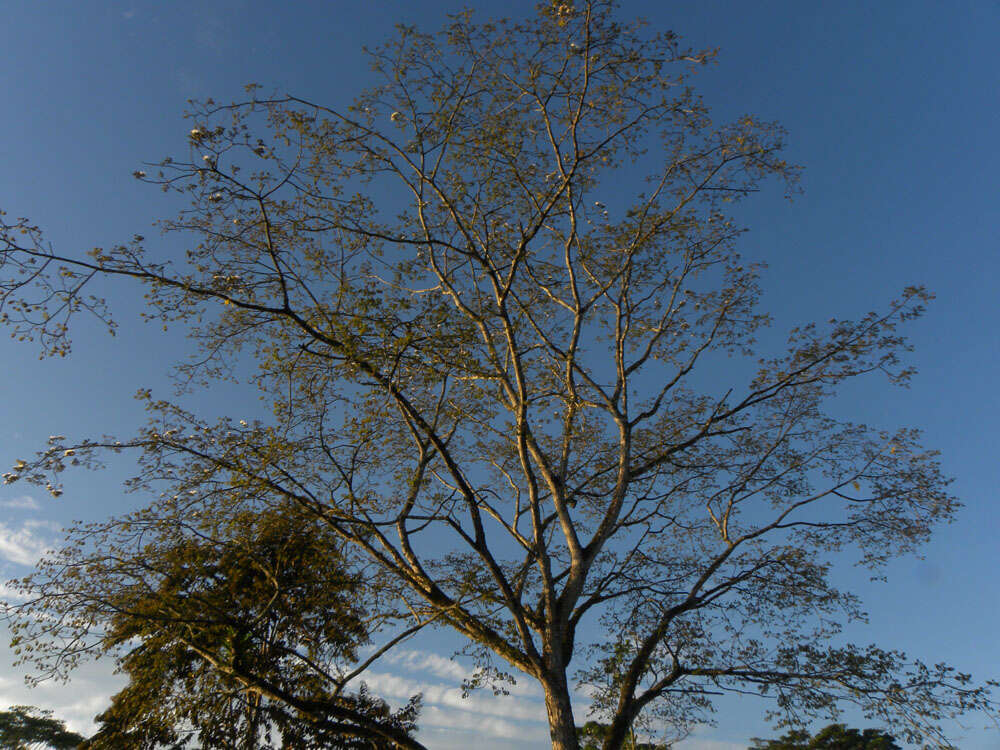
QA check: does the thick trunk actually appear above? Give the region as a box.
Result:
[601,706,637,750]
[543,673,579,750]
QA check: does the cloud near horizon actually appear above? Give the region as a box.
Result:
[0,638,751,749]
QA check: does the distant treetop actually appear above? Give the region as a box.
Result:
[0,705,86,750]
[750,723,903,750]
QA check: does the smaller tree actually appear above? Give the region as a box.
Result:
[749,723,902,750]
[0,705,85,750]
[5,491,422,749]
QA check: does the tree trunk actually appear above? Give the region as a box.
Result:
[601,705,638,750]
[543,673,579,750]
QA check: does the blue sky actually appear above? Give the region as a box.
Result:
[1,1,998,747]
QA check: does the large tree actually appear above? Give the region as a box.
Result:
[1,2,995,748]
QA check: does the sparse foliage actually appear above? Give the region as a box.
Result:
[1,2,995,749]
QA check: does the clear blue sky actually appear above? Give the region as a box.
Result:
[1,2,998,747]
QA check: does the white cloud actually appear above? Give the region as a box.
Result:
[45,692,109,734]
[383,648,470,682]
[420,704,550,741]
[359,671,547,726]
[0,520,55,566]
[0,580,30,602]
[0,496,40,511]
[380,647,542,698]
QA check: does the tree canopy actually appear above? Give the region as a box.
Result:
[0,705,85,750]
[9,496,421,749]
[1,2,996,748]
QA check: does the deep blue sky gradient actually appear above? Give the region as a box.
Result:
[1,2,998,746]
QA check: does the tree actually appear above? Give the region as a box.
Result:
[0,705,85,749]
[8,496,421,750]
[749,723,903,750]
[0,2,995,748]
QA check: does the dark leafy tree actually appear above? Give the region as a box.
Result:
[9,498,421,750]
[1,1,996,748]
[0,705,85,750]
[749,723,903,750]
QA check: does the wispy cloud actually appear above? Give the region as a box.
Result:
[0,580,30,602]
[356,652,740,748]
[380,647,541,698]
[0,495,40,511]
[383,648,469,682]
[0,520,55,566]
[420,704,549,741]
[359,671,547,726]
